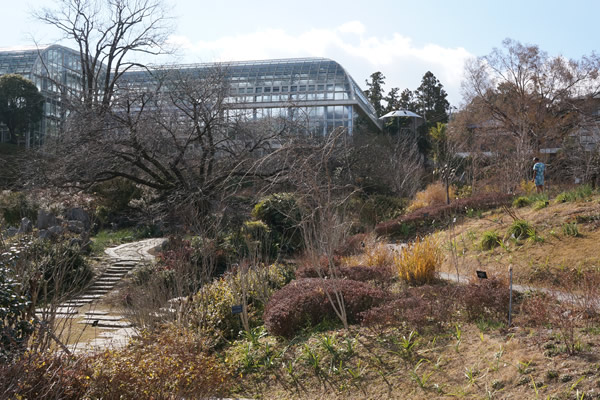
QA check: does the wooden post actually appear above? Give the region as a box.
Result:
[508,265,513,327]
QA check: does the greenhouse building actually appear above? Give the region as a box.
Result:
[0,46,381,146]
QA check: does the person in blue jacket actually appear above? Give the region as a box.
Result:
[532,157,545,193]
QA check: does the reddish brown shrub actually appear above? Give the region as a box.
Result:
[361,285,459,332]
[0,352,88,400]
[263,278,388,338]
[460,277,511,321]
[296,263,394,285]
[375,192,513,238]
[335,233,368,256]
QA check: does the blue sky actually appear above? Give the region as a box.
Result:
[2,0,598,107]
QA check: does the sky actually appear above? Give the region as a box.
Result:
[1,0,599,107]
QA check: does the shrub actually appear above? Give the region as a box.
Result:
[357,194,406,226]
[406,182,453,212]
[393,236,441,285]
[0,265,33,362]
[0,351,88,399]
[480,230,501,250]
[85,326,230,399]
[296,263,394,285]
[252,192,303,254]
[460,278,510,322]
[335,233,368,257]
[342,239,394,269]
[506,220,533,241]
[555,185,595,203]
[360,285,458,332]
[91,178,142,227]
[227,220,278,259]
[512,196,531,208]
[0,191,38,226]
[20,240,93,302]
[187,263,294,342]
[519,179,536,195]
[375,192,513,238]
[263,278,387,338]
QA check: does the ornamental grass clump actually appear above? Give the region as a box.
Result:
[393,236,442,285]
[480,230,501,250]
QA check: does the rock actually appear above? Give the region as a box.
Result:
[38,229,50,240]
[18,217,33,234]
[67,220,85,234]
[65,208,90,230]
[5,227,18,237]
[36,209,58,230]
[48,225,64,237]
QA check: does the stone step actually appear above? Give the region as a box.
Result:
[113,260,139,265]
[36,307,79,315]
[82,315,125,322]
[85,289,111,296]
[95,277,124,283]
[74,294,105,301]
[85,311,109,316]
[102,269,131,274]
[78,320,133,328]
[86,285,113,290]
[62,298,94,305]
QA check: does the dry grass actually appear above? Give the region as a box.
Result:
[341,238,394,268]
[393,236,441,285]
[406,182,454,213]
[437,192,600,287]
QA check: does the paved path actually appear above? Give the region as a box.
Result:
[36,238,166,353]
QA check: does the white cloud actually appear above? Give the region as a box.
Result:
[167,22,474,106]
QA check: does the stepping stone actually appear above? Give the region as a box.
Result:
[85,311,110,316]
[82,315,124,322]
[78,320,133,328]
[74,294,105,300]
[36,307,79,315]
[61,300,93,306]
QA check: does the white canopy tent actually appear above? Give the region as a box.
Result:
[379,109,423,136]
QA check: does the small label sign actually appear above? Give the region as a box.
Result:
[476,270,488,279]
[231,305,243,314]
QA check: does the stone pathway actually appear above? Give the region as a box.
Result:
[36,238,166,353]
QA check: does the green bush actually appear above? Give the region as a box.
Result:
[92,178,142,227]
[480,230,501,250]
[0,265,33,362]
[555,185,595,203]
[252,193,303,254]
[188,263,294,342]
[506,220,542,243]
[512,196,532,208]
[25,240,93,301]
[227,220,278,259]
[356,195,406,227]
[0,191,38,226]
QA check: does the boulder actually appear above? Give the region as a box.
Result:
[4,227,18,237]
[67,220,85,234]
[48,225,64,237]
[18,217,33,234]
[36,209,58,230]
[65,208,90,230]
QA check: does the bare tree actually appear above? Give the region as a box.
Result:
[459,38,600,186]
[35,0,172,112]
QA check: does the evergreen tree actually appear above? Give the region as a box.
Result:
[383,87,400,113]
[0,74,44,145]
[415,71,449,125]
[364,71,386,117]
[398,88,417,112]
